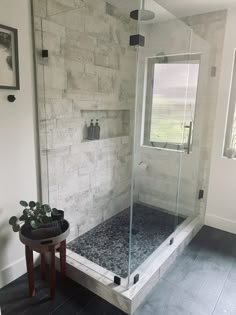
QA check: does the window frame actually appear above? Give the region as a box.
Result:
[224,49,236,158]
[141,53,201,152]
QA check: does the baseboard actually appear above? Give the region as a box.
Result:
[0,256,26,289]
[205,213,236,234]
[0,253,40,289]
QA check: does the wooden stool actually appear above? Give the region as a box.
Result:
[20,220,70,299]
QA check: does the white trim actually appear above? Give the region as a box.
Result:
[0,253,40,289]
[222,47,236,157]
[0,257,26,289]
[205,213,236,234]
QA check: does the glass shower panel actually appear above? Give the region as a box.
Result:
[33,20,50,206]
[176,19,211,221]
[128,1,194,284]
[33,0,138,286]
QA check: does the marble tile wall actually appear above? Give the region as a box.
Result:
[32,0,137,239]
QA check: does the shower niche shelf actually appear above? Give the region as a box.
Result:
[81,109,130,142]
[81,135,128,143]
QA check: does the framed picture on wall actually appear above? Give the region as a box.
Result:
[0,24,20,90]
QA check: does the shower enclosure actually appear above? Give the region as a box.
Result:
[32,0,223,312]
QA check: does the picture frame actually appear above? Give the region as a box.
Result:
[0,24,20,90]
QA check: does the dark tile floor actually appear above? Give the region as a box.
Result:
[1,226,236,315]
[67,204,184,278]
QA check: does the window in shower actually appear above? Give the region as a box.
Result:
[142,53,200,151]
[224,50,236,159]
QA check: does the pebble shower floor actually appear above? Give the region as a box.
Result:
[67,204,185,278]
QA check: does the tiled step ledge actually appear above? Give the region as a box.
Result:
[53,215,203,314]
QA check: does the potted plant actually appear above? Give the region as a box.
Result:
[9,200,65,240]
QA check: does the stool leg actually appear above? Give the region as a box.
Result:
[25,245,35,297]
[50,245,56,299]
[60,240,66,282]
[40,252,46,280]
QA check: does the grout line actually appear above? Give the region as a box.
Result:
[162,233,235,315]
[49,295,73,315]
[160,237,210,312]
[46,6,85,18]
[211,261,234,314]
[161,248,199,282]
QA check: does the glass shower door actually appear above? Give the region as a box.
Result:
[128,0,195,285]
[176,24,211,222]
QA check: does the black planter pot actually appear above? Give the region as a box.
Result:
[23,221,32,235]
[22,221,62,240]
[52,210,64,225]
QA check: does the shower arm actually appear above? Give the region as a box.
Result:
[141,0,145,10]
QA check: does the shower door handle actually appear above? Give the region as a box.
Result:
[184,121,193,154]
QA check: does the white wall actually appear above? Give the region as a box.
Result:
[0,0,38,288]
[206,9,236,234]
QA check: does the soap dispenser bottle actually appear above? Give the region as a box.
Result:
[88,119,95,140]
[94,119,100,140]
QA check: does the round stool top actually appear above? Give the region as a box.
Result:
[19,220,70,248]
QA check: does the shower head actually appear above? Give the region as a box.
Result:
[130,9,155,21]
[130,0,155,22]
[140,9,155,21]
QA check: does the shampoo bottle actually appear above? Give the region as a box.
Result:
[94,119,100,140]
[88,119,95,140]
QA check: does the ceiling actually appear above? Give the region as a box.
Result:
[156,0,236,18]
[106,0,236,22]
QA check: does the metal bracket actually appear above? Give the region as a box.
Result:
[114,276,121,285]
[199,189,204,200]
[42,50,49,58]
[211,66,217,77]
[129,34,145,47]
[134,274,139,284]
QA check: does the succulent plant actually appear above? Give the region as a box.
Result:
[9,200,59,232]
